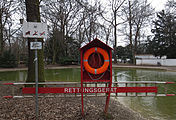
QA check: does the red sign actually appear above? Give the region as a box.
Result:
[22,87,157,94]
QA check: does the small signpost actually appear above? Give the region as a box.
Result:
[23,21,47,119]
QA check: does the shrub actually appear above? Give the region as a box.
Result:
[0,51,18,68]
[58,57,78,65]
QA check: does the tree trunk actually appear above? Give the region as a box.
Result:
[25,0,45,85]
[0,9,3,54]
[128,0,135,64]
[52,46,56,65]
[113,11,117,64]
[134,26,140,65]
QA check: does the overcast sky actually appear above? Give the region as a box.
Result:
[148,0,168,11]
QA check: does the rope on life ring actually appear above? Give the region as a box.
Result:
[83,47,109,74]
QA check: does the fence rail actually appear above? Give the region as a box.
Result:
[2,81,175,98]
[3,81,175,85]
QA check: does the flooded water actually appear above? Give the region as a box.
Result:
[0,68,175,119]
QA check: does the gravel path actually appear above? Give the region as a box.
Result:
[0,85,147,120]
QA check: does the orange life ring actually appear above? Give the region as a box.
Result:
[83,47,109,74]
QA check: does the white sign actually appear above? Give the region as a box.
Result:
[30,42,42,50]
[23,22,47,38]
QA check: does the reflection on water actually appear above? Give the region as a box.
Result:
[113,68,176,120]
[0,71,27,81]
[0,69,80,82]
[0,68,176,119]
[45,68,81,82]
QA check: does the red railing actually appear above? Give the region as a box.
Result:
[2,81,175,98]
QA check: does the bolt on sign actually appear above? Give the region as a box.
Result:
[23,21,47,38]
[80,38,113,115]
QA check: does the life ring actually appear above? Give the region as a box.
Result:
[83,47,109,74]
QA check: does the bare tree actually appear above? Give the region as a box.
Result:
[73,0,104,43]
[121,0,154,64]
[101,0,126,64]
[166,0,176,15]
[0,0,17,54]
[99,22,113,45]
[41,0,83,64]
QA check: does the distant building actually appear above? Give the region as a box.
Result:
[135,54,166,59]
[135,54,176,66]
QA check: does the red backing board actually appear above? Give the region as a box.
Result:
[22,87,157,94]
